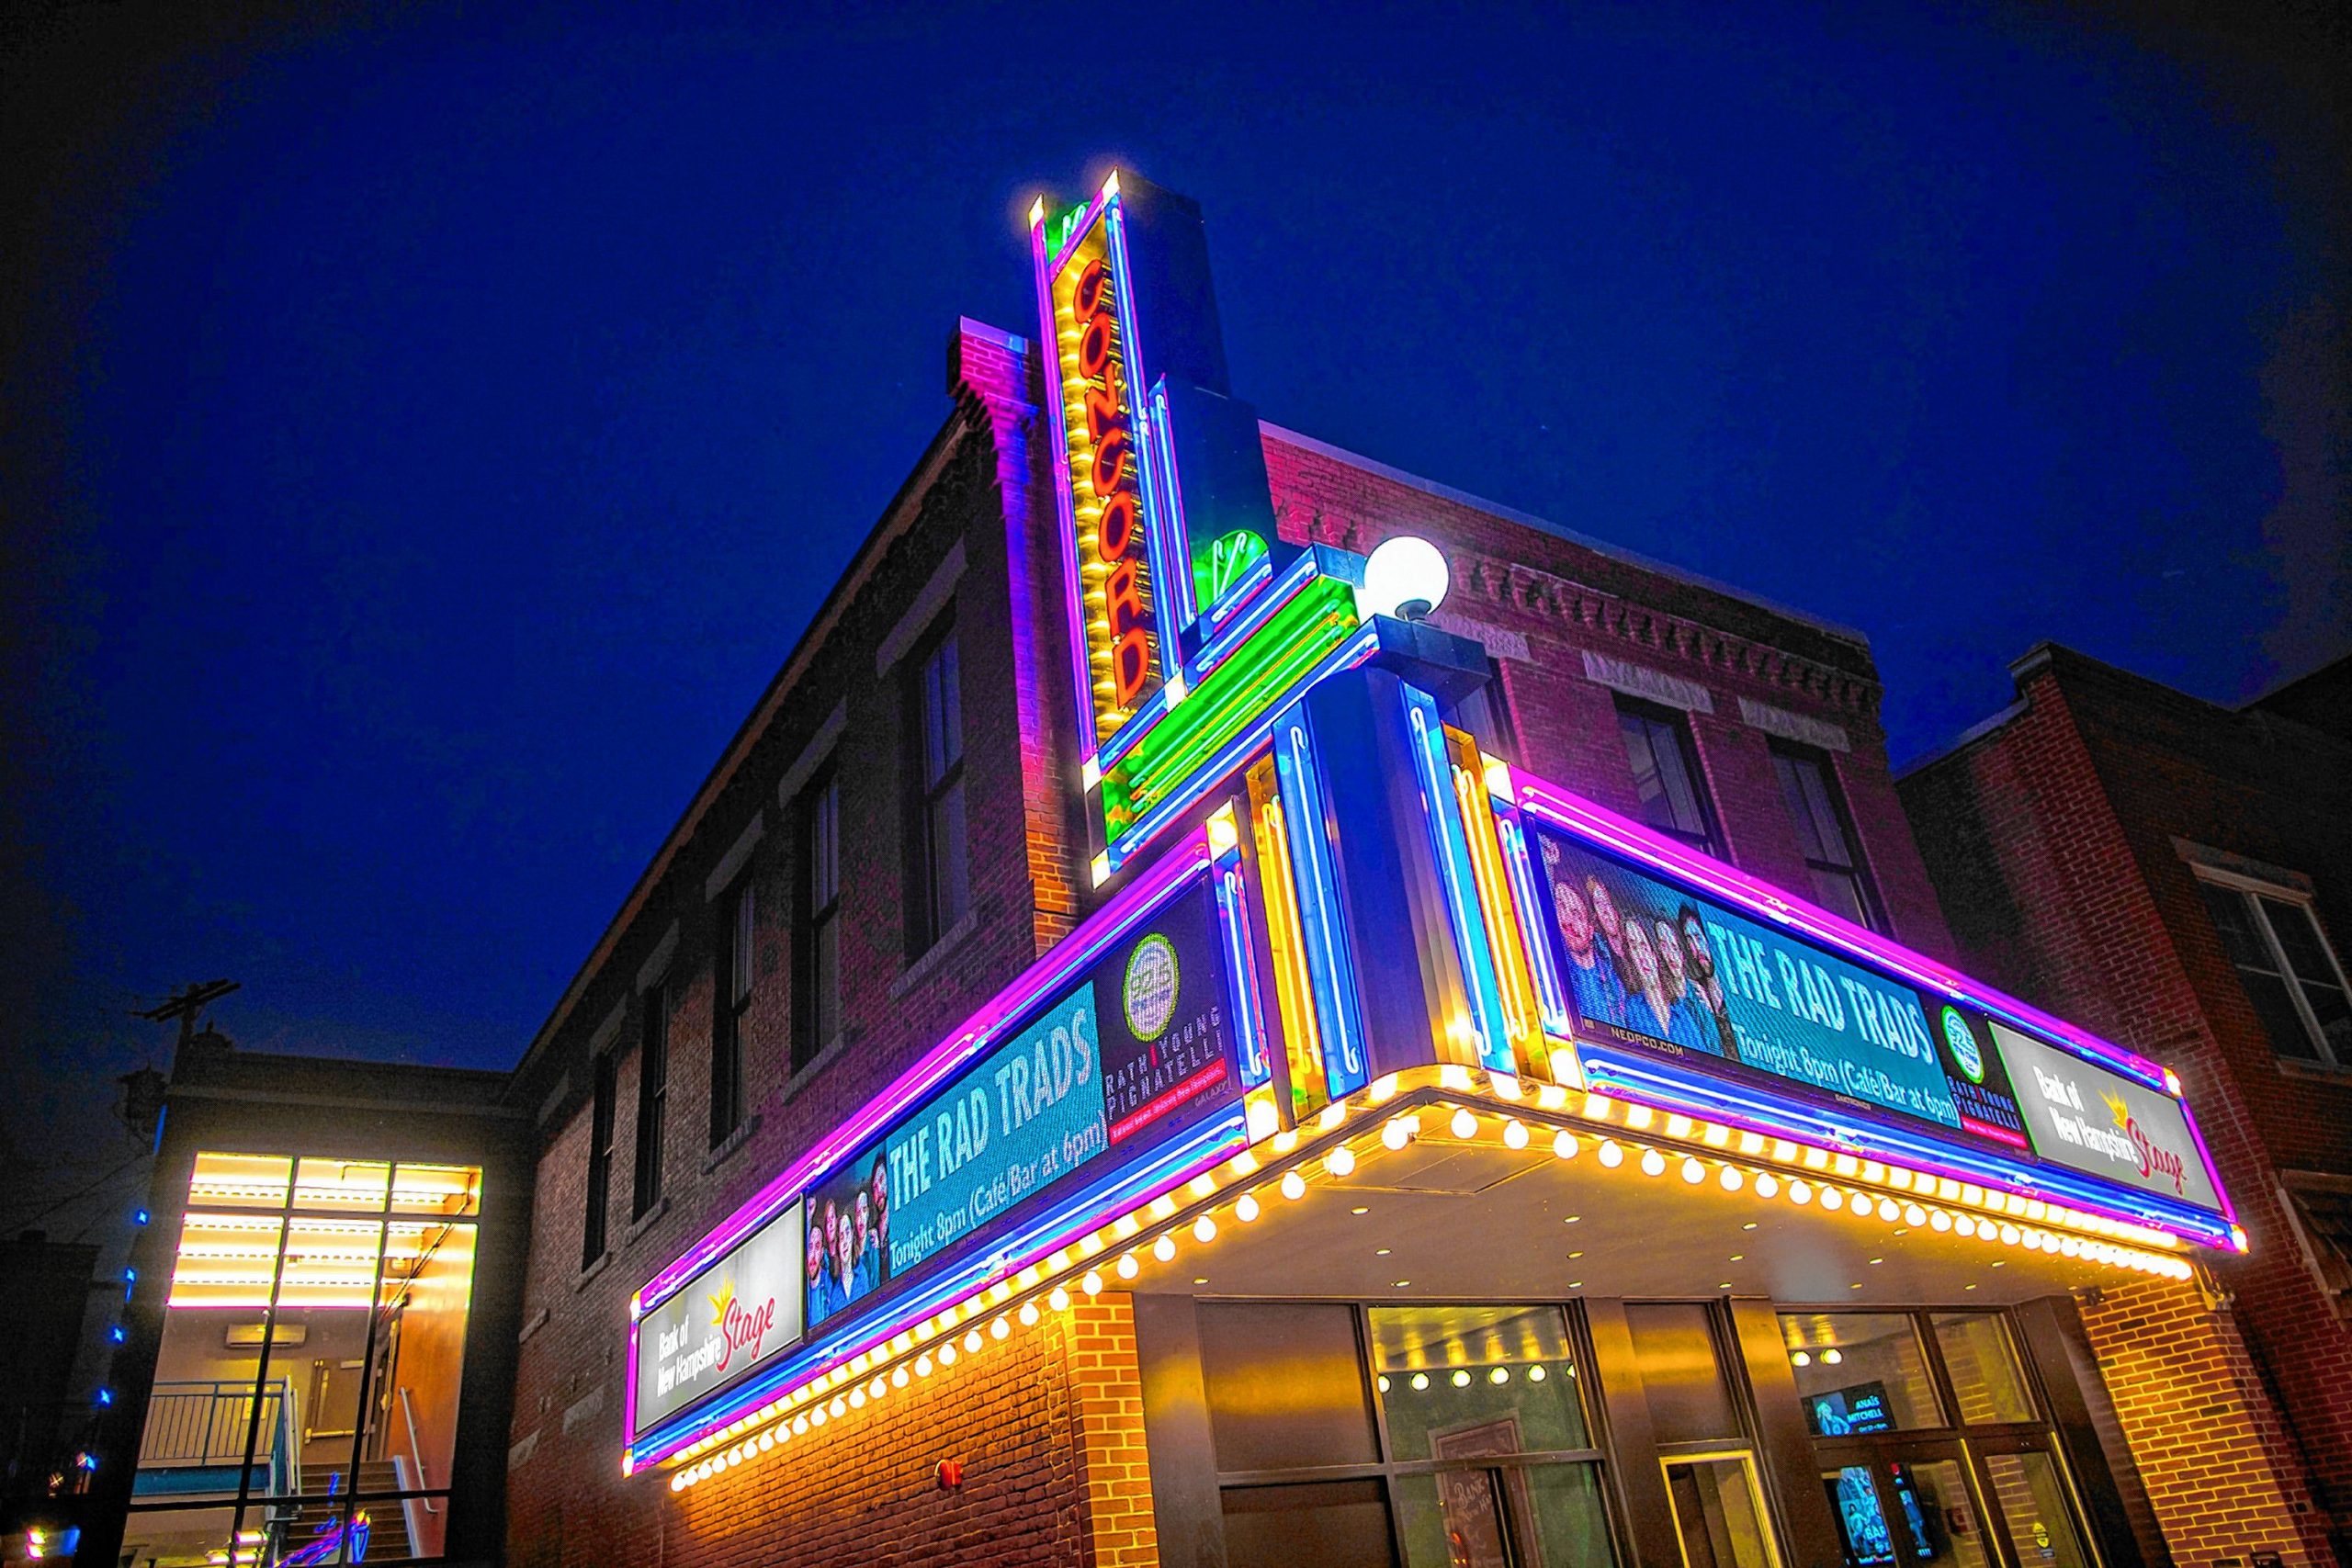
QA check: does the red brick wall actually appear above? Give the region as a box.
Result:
[1261,428,1958,960]
[1902,646,2352,1559]
[2078,1279,2335,1567]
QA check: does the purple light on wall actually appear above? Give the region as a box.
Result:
[639,827,1216,1313]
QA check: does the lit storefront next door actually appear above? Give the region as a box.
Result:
[1782,1310,2096,1568]
[123,1152,481,1568]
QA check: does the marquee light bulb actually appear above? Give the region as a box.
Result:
[1082,1270,1103,1295]
[915,1355,933,1377]
[1049,1286,1071,1312]
[1451,1108,1479,1139]
[1680,1158,1706,1185]
[964,1330,982,1354]
[1117,1253,1140,1280]
[1020,1302,1040,1327]
[991,1316,1011,1340]
[1154,1235,1178,1263]
[1237,1194,1261,1223]
[1360,535,1452,621]
[1410,1372,1430,1391]
[1327,1147,1357,1178]
[1502,1119,1530,1150]
[1528,1364,1546,1382]
[1451,1369,1472,1388]
[1489,1366,1510,1384]
[1597,1140,1624,1168]
[1821,1348,1843,1365]
[1553,1131,1579,1159]
[1383,1117,1413,1150]
[1820,1188,1845,1212]
[939,1344,957,1367]
[1193,1214,1218,1243]
[1281,1171,1307,1201]
[1719,1167,1744,1192]
[1640,1149,1667,1178]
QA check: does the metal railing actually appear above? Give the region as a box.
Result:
[136,1379,299,1496]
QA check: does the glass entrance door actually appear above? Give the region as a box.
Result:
[1819,1442,1992,1568]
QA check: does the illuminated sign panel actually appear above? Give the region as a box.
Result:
[1530,825,2028,1145]
[801,876,1237,1336]
[632,1201,805,1439]
[1046,201,1160,741]
[1994,1022,2222,1213]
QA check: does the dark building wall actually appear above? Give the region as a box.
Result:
[507,324,1951,1566]
[1901,643,2352,1553]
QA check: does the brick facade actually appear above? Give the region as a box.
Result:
[504,320,1974,1567]
[1903,645,2352,1565]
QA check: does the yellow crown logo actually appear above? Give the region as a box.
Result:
[707,1277,735,1327]
[2100,1090,2131,1131]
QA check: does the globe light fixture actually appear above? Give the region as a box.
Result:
[1361,535,1451,622]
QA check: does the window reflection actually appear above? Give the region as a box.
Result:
[1369,1304,1586,1461]
[1778,1313,1943,1434]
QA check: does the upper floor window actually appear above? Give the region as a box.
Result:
[1615,698,1722,859]
[583,1050,616,1267]
[2196,874,2352,1067]
[795,765,842,1071]
[711,878,752,1144]
[908,618,969,952]
[633,982,669,1217]
[1770,742,1883,931]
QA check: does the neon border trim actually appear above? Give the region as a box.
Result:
[1503,764,2235,1230]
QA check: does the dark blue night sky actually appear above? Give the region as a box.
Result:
[3,3,2344,1163]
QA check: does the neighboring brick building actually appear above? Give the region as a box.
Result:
[1903,644,2352,1565]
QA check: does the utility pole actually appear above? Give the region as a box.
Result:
[131,978,239,1048]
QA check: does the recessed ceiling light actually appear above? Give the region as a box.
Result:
[1850,1282,1864,1290]
[1567,1250,1584,1258]
[1729,1254,1745,1262]
[1741,1222,1758,1231]
[1992,1260,2006,1269]
[1393,1280,1410,1288]
[1193,1278,1208,1286]
[1375,1248,1392,1257]
[1868,1258,1883,1266]
[1965,1283,1979,1291]
[1718,1283,1732,1290]
[1352,1206,1370,1215]
[1564,1215,1582,1224]
[1569,1280,1584,1289]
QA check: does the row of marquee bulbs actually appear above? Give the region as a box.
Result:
[1375,1363,1564,1393]
[658,1067,2200,1494]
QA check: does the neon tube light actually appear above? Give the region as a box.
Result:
[1512,774,2171,1091]
[1104,620,1379,874]
[1402,687,1514,1076]
[639,828,1216,1312]
[1276,715,1369,1097]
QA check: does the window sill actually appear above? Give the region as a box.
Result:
[703,1114,763,1175]
[624,1196,671,1245]
[775,1036,849,1111]
[2274,1056,2352,1084]
[575,1251,612,1292]
[890,910,980,999]
[517,1306,549,1346]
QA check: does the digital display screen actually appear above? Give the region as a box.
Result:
[1529,825,2026,1146]
[804,877,1238,1334]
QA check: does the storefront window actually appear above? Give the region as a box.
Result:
[1370,1304,1587,1460]
[125,1150,480,1566]
[1661,1454,1781,1568]
[1929,1313,2036,1426]
[1192,1302,1620,1568]
[1781,1308,2086,1568]
[1979,1451,2090,1568]
[1779,1312,1943,1434]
